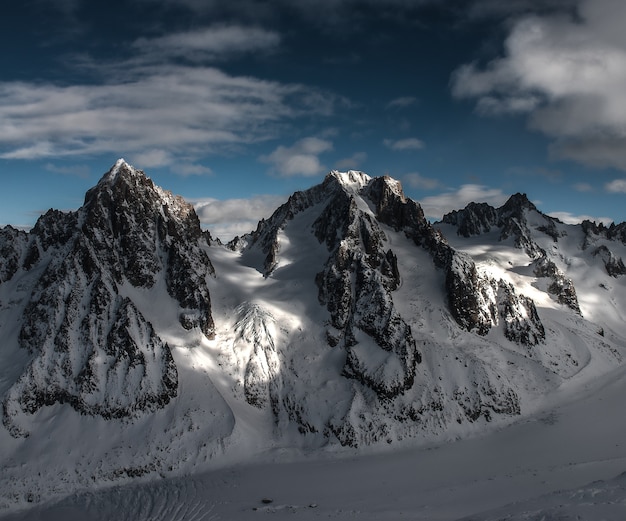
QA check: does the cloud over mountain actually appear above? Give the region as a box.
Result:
[452,0,626,171]
[260,137,333,177]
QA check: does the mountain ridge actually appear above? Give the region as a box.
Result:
[1,160,625,511]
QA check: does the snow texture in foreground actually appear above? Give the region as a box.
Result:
[3,356,626,520]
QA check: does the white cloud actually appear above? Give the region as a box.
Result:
[193,194,285,241]
[44,162,91,178]
[130,149,173,168]
[0,65,337,165]
[573,182,593,192]
[402,172,440,190]
[549,137,626,171]
[132,25,280,61]
[383,137,424,151]
[419,184,509,220]
[547,211,613,225]
[451,0,626,171]
[260,137,333,177]
[476,94,540,115]
[175,163,213,177]
[334,152,367,170]
[605,179,626,193]
[386,96,418,109]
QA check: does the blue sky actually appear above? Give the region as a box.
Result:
[2,0,626,240]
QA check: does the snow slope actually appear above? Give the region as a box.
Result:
[4,357,626,520]
[1,163,626,518]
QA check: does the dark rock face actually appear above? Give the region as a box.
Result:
[588,221,626,244]
[441,202,498,237]
[1,160,214,437]
[442,193,561,257]
[233,171,532,445]
[608,222,626,243]
[313,176,419,399]
[497,281,545,345]
[362,176,503,337]
[442,193,585,316]
[592,245,626,277]
[82,160,215,337]
[533,256,581,314]
[582,222,626,277]
[0,226,29,283]
[443,252,497,336]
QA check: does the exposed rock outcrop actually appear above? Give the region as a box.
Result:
[442,193,562,257]
[2,160,215,437]
[533,255,581,314]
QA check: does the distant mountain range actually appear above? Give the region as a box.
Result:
[1,159,625,511]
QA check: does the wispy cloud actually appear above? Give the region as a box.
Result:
[0,64,338,168]
[606,179,626,193]
[573,182,593,192]
[419,184,509,220]
[383,137,424,151]
[386,96,418,109]
[132,25,281,62]
[334,152,367,170]
[451,0,626,172]
[0,17,345,172]
[130,149,173,169]
[175,163,213,177]
[402,172,440,190]
[547,211,613,225]
[260,137,333,177]
[44,162,91,179]
[193,194,285,240]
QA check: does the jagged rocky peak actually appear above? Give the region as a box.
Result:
[363,175,429,233]
[582,219,626,246]
[100,157,145,185]
[441,202,499,237]
[85,158,198,232]
[442,192,562,253]
[80,159,215,336]
[442,193,539,237]
[498,192,537,217]
[244,171,540,345]
[327,169,372,193]
[1,160,219,437]
[0,225,29,283]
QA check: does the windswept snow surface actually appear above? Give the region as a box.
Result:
[3,358,626,520]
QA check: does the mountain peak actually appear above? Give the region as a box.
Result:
[327,170,371,193]
[86,160,184,214]
[499,192,537,215]
[102,158,136,184]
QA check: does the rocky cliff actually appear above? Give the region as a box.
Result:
[2,160,214,437]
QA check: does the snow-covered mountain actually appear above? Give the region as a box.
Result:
[1,160,625,514]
